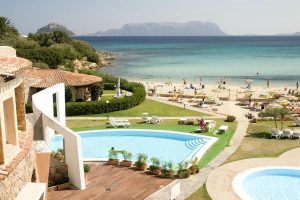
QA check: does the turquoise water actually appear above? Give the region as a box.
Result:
[74,36,300,86]
[243,168,300,200]
[51,129,213,163]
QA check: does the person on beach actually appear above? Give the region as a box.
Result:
[183,78,187,86]
[199,118,206,130]
[168,77,172,85]
[267,80,270,88]
[194,88,197,96]
[297,81,299,90]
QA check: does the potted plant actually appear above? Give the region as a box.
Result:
[149,157,161,175]
[121,151,133,167]
[84,164,90,183]
[177,161,190,179]
[161,161,175,178]
[107,149,119,167]
[134,153,148,171]
[189,158,200,175]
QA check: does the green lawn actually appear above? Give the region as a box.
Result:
[81,99,210,117]
[102,90,117,95]
[186,184,212,200]
[226,120,300,163]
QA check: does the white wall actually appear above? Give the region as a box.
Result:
[32,83,85,190]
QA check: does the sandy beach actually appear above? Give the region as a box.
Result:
[138,80,289,99]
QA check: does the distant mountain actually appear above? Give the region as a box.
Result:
[37,23,74,35]
[91,21,226,36]
[276,31,300,36]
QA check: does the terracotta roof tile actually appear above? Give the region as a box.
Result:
[0,57,32,75]
[22,69,102,88]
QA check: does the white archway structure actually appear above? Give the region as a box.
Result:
[32,83,85,189]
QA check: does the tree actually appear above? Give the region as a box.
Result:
[260,107,291,130]
[0,16,18,39]
[51,30,70,44]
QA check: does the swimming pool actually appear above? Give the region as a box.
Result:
[51,129,217,164]
[233,167,300,200]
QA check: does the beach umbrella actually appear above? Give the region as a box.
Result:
[268,103,283,108]
[287,96,298,101]
[258,93,272,99]
[116,77,121,98]
[275,98,290,106]
[245,79,253,84]
[292,108,300,114]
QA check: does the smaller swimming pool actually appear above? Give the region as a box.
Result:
[233,166,300,200]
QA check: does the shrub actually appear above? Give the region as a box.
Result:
[121,151,133,161]
[108,149,119,160]
[104,83,116,90]
[64,81,146,116]
[51,148,64,162]
[161,161,175,178]
[177,161,190,178]
[135,153,148,168]
[149,157,161,171]
[83,164,90,173]
[226,115,236,122]
[65,86,76,102]
[71,40,99,64]
[189,158,200,174]
[25,103,33,113]
[91,82,103,101]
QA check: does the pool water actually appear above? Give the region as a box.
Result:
[234,167,300,200]
[51,129,216,164]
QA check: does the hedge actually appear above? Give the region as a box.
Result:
[25,81,146,116]
[65,82,145,116]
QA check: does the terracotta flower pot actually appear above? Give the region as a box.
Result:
[189,166,199,175]
[137,164,148,171]
[121,160,133,167]
[150,169,161,176]
[177,170,190,179]
[107,159,119,167]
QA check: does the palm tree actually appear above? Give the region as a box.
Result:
[0,16,18,39]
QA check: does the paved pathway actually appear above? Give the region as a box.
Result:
[146,101,249,200]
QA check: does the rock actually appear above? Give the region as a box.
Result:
[97,51,117,67]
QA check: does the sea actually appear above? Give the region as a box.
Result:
[74,36,300,87]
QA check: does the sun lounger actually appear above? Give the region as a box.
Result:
[295,117,300,126]
[109,117,130,128]
[141,112,152,123]
[282,129,293,138]
[292,130,300,139]
[271,128,282,138]
[150,116,162,124]
[218,125,228,133]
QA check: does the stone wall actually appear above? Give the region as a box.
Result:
[0,46,16,57]
[0,146,35,200]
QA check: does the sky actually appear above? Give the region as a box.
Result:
[0,0,299,35]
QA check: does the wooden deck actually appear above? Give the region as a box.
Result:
[47,164,173,200]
